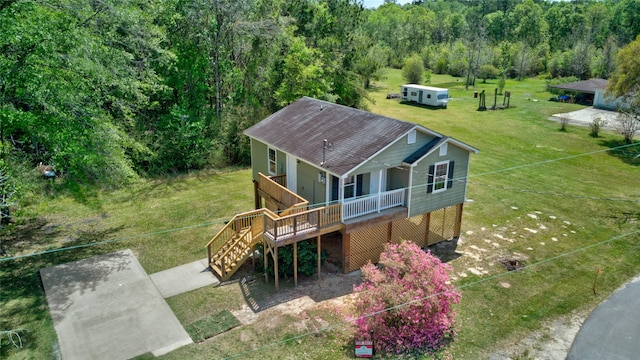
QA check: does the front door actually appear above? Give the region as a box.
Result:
[418,90,423,103]
[286,155,297,191]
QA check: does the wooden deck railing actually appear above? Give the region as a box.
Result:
[258,172,308,210]
[342,188,406,220]
[269,174,287,187]
[263,203,342,243]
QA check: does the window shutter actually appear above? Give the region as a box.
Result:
[447,161,455,188]
[356,174,363,197]
[427,164,435,193]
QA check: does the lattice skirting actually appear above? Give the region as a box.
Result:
[346,204,462,272]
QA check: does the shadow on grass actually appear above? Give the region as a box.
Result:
[599,139,640,166]
[426,237,462,263]
[229,264,361,314]
[399,100,448,111]
[0,242,125,358]
[0,216,125,258]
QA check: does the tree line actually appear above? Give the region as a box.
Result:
[0,0,639,192]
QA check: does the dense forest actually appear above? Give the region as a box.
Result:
[1,0,639,194]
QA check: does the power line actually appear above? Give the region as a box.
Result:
[468,181,640,203]
[221,229,640,360]
[1,142,638,262]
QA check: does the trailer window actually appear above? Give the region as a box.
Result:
[411,91,417,96]
[437,94,448,100]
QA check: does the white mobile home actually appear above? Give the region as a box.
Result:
[401,84,449,108]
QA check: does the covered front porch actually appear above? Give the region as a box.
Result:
[254,172,407,222]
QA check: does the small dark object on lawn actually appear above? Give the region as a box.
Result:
[241,276,255,284]
[500,258,525,271]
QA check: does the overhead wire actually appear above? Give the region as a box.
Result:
[1,142,638,262]
[221,229,640,360]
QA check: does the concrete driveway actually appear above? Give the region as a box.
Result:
[40,249,193,360]
[549,107,622,130]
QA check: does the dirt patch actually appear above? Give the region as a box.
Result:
[500,258,525,271]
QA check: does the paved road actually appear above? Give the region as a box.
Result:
[567,275,640,360]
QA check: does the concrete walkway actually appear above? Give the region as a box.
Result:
[567,275,640,359]
[149,258,218,298]
[40,250,218,360]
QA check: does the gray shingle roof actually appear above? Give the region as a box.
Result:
[244,97,417,176]
[549,79,608,94]
[245,97,478,176]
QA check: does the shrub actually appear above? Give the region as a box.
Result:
[402,54,425,84]
[478,64,499,83]
[350,241,460,356]
[590,117,608,138]
[258,239,328,278]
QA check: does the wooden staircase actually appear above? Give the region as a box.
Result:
[205,209,271,281]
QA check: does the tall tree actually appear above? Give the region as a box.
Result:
[607,34,640,144]
[510,0,548,80]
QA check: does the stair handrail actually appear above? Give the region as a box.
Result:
[205,209,275,261]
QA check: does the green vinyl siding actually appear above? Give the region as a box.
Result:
[250,138,286,181]
[408,144,470,217]
[349,130,437,176]
[250,138,268,181]
[388,167,409,191]
[296,160,326,205]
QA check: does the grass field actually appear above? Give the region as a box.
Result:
[1,71,638,359]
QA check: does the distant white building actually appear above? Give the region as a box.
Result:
[594,86,625,110]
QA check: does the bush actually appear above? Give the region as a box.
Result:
[590,117,608,138]
[402,54,424,84]
[350,241,460,356]
[478,64,499,83]
[258,239,328,278]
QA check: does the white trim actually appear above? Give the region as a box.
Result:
[407,165,414,216]
[463,159,471,201]
[432,160,449,194]
[267,147,277,175]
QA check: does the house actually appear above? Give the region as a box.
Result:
[206,97,478,290]
[549,78,627,111]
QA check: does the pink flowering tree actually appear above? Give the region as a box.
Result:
[351,241,460,355]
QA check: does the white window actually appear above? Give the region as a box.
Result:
[268,147,276,175]
[439,143,448,156]
[343,175,355,199]
[433,161,449,193]
[408,130,416,144]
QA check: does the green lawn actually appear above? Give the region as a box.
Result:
[1,72,638,359]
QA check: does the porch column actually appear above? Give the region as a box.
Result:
[377,170,383,213]
[274,246,279,292]
[263,239,268,283]
[317,235,322,280]
[454,203,464,238]
[293,242,298,287]
[342,231,350,273]
[425,212,432,245]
